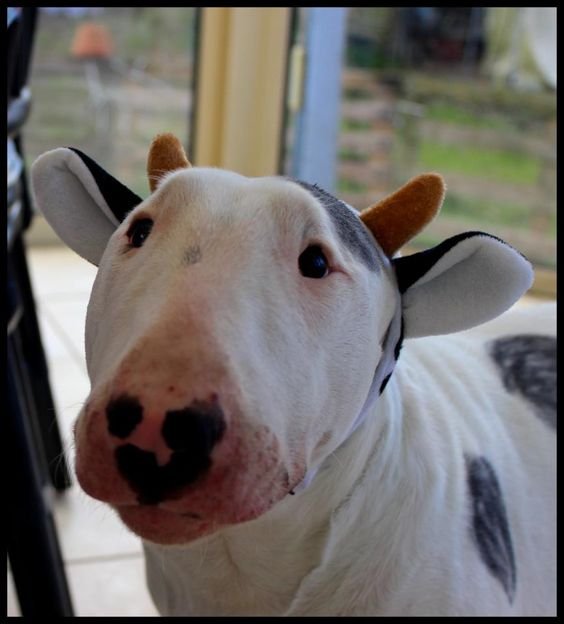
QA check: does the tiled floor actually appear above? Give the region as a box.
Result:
[8,244,158,617]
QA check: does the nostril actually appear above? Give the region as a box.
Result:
[107,394,144,438]
[162,399,226,454]
[115,444,163,505]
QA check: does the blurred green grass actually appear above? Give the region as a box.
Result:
[339,69,555,268]
[440,193,543,231]
[425,102,516,132]
[418,140,540,186]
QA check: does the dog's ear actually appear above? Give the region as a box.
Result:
[392,232,534,338]
[31,147,143,266]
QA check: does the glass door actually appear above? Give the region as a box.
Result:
[26,7,199,202]
[282,8,555,297]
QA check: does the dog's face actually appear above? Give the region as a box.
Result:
[31,134,532,546]
[77,168,397,544]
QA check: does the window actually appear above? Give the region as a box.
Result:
[26,7,198,199]
[284,8,555,296]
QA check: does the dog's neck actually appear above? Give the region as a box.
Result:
[142,377,408,616]
[293,304,403,494]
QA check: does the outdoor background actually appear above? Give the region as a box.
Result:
[334,8,556,287]
[25,7,556,286]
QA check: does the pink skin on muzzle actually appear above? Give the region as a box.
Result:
[75,334,302,545]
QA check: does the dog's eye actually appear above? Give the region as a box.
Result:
[299,245,329,279]
[127,218,153,248]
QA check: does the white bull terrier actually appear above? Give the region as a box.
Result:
[31,134,555,616]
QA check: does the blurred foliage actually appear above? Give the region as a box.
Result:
[424,102,516,132]
[418,140,540,186]
[341,118,373,132]
[338,148,369,163]
[337,178,369,193]
[441,194,548,232]
[402,73,556,126]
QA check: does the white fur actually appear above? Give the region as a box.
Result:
[31,160,556,616]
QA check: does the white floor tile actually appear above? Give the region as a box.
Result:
[47,360,90,444]
[34,323,89,469]
[66,556,159,616]
[9,556,159,617]
[34,302,75,363]
[25,245,97,301]
[39,301,89,372]
[54,485,143,563]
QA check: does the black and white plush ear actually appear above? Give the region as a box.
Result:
[31,148,143,266]
[393,231,534,338]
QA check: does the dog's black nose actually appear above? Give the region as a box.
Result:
[106,394,143,438]
[114,399,226,505]
[162,400,226,454]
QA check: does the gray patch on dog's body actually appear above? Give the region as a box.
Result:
[465,455,517,604]
[183,245,202,266]
[488,334,556,430]
[293,180,383,271]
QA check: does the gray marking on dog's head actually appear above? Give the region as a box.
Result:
[182,245,202,267]
[292,180,383,271]
[488,334,556,430]
[465,454,517,604]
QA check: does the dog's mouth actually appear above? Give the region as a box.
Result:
[114,477,292,545]
[75,394,306,545]
[115,504,219,545]
[112,463,301,545]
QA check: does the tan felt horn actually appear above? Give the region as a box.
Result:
[147,133,191,192]
[360,173,446,256]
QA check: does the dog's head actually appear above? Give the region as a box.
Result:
[31,134,532,544]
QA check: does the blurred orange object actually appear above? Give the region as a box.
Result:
[71,22,114,59]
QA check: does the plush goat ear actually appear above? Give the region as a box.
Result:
[147,133,191,192]
[360,173,446,256]
[31,148,142,266]
[393,232,534,338]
